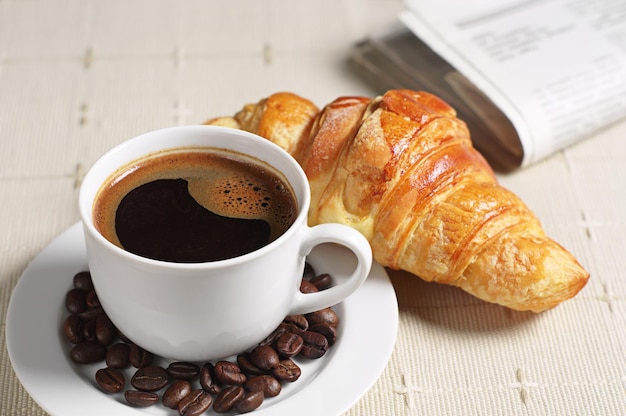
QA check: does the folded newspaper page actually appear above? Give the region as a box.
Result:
[353,0,626,170]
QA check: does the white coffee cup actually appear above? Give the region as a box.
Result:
[79,125,372,362]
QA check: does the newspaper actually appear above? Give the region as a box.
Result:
[352,0,626,170]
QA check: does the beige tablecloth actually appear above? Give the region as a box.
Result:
[2,1,625,415]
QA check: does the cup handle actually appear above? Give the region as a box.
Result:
[289,223,373,315]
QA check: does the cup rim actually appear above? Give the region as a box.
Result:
[79,125,311,270]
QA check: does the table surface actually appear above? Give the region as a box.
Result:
[2,1,625,415]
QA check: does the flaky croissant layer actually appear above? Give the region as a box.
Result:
[205,89,589,312]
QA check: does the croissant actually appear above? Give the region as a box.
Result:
[205,90,589,312]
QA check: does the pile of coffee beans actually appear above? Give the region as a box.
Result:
[62,264,339,414]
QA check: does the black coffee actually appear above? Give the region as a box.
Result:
[93,147,297,262]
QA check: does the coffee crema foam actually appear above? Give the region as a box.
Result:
[93,147,297,260]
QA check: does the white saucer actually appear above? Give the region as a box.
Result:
[6,222,398,416]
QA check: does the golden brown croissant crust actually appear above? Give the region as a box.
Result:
[205,89,589,312]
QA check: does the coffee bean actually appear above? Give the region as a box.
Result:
[178,389,213,416]
[95,367,125,393]
[258,325,287,347]
[299,330,329,359]
[85,289,100,308]
[309,322,337,345]
[65,288,87,314]
[235,390,264,413]
[63,314,84,344]
[73,271,93,292]
[131,365,169,392]
[167,361,200,380]
[274,332,303,358]
[310,273,332,290]
[244,375,281,398]
[213,385,245,413]
[82,318,97,342]
[272,359,301,382]
[105,342,130,369]
[70,340,107,364]
[214,361,247,385]
[78,306,105,322]
[129,344,153,368]
[95,314,116,346]
[236,353,266,376]
[305,307,339,328]
[162,380,192,409]
[249,345,279,371]
[299,279,318,294]
[282,314,308,334]
[125,390,159,407]
[199,362,222,394]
